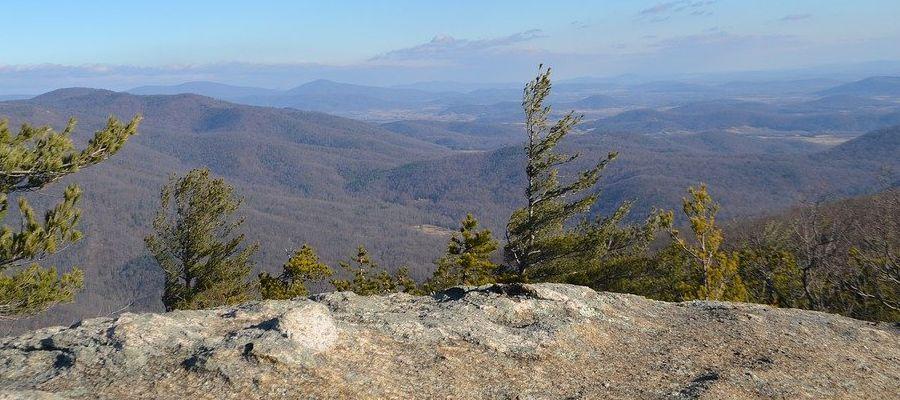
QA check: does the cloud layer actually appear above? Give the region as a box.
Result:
[0,2,897,94]
[778,13,812,22]
[370,30,546,66]
[637,1,718,21]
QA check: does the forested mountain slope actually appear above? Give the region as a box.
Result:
[0,89,453,331]
[357,127,899,234]
[2,90,896,333]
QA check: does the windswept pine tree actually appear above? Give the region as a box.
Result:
[504,67,640,277]
[259,244,333,300]
[0,116,140,318]
[424,214,498,293]
[543,203,672,288]
[145,168,258,311]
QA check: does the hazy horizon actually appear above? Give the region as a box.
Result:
[3,1,900,93]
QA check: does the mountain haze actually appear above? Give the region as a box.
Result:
[128,81,278,99]
[2,86,898,333]
[819,76,900,96]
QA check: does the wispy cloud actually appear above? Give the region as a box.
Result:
[639,1,680,16]
[778,13,812,22]
[369,30,546,66]
[0,31,554,92]
[637,1,717,21]
[571,20,591,29]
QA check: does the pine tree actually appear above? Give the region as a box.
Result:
[145,168,259,311]
[504,65,618,277]
[259,244,333,300]
[543,203,672,288]
[668,184,748,301]
[0,116,140,318]
[424,214,498,292]
[331,245,419,295]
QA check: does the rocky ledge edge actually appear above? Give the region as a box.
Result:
[1,283,898,399]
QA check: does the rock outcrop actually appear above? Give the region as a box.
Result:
[1,284,898,399]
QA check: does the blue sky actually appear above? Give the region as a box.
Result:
[2,1,900,91]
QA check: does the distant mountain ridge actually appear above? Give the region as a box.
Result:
[571,94,623,108]
[3,87,898,335]
[589,98,900,133]
[121,75,900,125]
[128,79,473,116]
[250,79,456,112]
[819,76,900,96]
[800,94,891,110]
[128,81,278,99]
[816,124,900,163]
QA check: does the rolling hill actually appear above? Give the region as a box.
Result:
[799,94,892,110]
[570,94,623,109]
[2,89,897,334]
[815,124,900,162]
[589,99,900,134]
[819,76,900,97]
[380,120,522,150]
[355,127,899,235]
[0,89,455,331]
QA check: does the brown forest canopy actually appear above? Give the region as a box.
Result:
[1,86,897,332]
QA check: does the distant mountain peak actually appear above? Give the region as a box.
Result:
[31,87,117,101]
[128,82,277,99]
[300,78,340,86]
[285,79,365,94]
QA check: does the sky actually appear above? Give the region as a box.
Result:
[2,0,900,92]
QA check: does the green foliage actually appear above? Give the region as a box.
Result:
[145,168,259,311]
[0,116,139,318]
[732,223,806,308]
[737,247,804,306]
[331,245,420,295]
[533,202,671,284]
[504,65,618,277]
[423,214,499,292]
[0,264,84,318]
[635,244,702,302]
[259,244,334,300]
[668,184,748,301]
[1,117,140,192]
